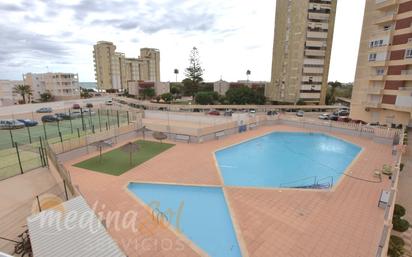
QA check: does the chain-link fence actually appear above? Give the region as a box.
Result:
[0,108,142,181]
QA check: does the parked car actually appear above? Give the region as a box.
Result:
[70,110,82,118]
[318,113,330,120]
[249,109,256,114]
[329,114,339,121]
[350,119,367,125]
[208,110,220,116]
[17,119,38,127]
[296,110,304,117]
[86,103,93,108]
[55,113,74,120]
[105,100,113,105]
[333,110,350,117]
[267,110,278,116]
[337,117,352,123]
[81,109,96,115]
[224,110,233,117]
[41,115,62,123]
[0,119,25,129]
[36,107,52,113]
[72,103,81,109]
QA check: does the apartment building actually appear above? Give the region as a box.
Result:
[0,80,22,106]
[213,80,268,96]
[23,73,80,101]
[127,81,170,97]
[93,41,160,91]
[267,0,337,104]
[351,0,412,127]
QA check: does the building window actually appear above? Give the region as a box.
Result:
[369,53,377,61]
[369,39,384,48]
[376,68,385,75]
[405,49,412,58]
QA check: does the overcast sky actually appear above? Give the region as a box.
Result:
[0,0,365,83]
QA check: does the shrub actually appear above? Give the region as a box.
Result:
[393,216,410,232]
[394,204,406,217]
[388,235,405,257]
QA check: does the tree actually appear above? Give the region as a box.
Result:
[160,93,173,103]
[195,91,218,105]
[326,81,343,105]
[170,84,182,98]
[13,84,32,104]
[120,142,140,166]
[174,68,179,82]
[246,70,251,82]
[225,86,266,105]
[40,90,53,102]
[141,88,155,100]
[184,47,204,97]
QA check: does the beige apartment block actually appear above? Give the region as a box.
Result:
[93,41,160,91]
[138,48,161,82]
[127,81,170,97]
[267,0,337,104]
[23,73,80,101]
[0,80,22,106]
[351,0,412,127]
[214,80,268,96]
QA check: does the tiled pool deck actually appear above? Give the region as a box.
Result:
[64,125,393,257]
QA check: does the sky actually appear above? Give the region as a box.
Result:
[0,0,365,83]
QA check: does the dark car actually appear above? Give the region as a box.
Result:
[41,115,62,123]
[208,110,220,116]
[350,119,367,125]
[329,114,339,121]
[86,103,93,108]
[337,117,352,123]
[72,103,81,109]
[55,113,74,120]
[17,119,38,127]
[267,110,278,116]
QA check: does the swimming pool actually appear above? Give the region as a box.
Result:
[215,132,361,189]
[128,183,242,257]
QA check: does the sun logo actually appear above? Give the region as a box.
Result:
[32,194,65,215]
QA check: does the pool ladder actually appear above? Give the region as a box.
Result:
[151,208,169,224]
[279,176,334,189]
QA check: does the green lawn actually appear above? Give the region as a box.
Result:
[73,140,174,176]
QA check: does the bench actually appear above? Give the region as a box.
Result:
[175,134,190,143]
[378,190,390,208]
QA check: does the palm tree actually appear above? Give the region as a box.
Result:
[246,70,251,82]
[13,84,32,104]
[174,69,179,82]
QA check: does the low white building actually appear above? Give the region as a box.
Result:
[24,72,80,101]
[0,80,22,106]
[213,80,268,96]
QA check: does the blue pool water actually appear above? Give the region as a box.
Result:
[215,132,361,188]
[128,183,241,257]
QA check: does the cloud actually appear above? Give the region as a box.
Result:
[0,25,69,64]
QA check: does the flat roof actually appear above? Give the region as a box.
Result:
[27,196,125,257]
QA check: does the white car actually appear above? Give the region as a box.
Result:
[318,113,330,120]
[0,119,25,129]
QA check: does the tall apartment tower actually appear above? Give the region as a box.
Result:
[138,48,161,82]
[267,0,337,104]
[93,42,160,91]
[351,0,412,127]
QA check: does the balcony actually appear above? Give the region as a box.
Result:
[375,0,398,10]
[370,74,385,80]
[301,84,322,91]
[300,92,321,99]
[303,67,324,74]
[306,31,328,39]
[364,101,382,108]
[308,12,329,21]
[302,75,323,83]
[305,49,326,57]
[367,87,384,95]
[374,13,396,25]
[385,70,412,80]
[306,40,326,48]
